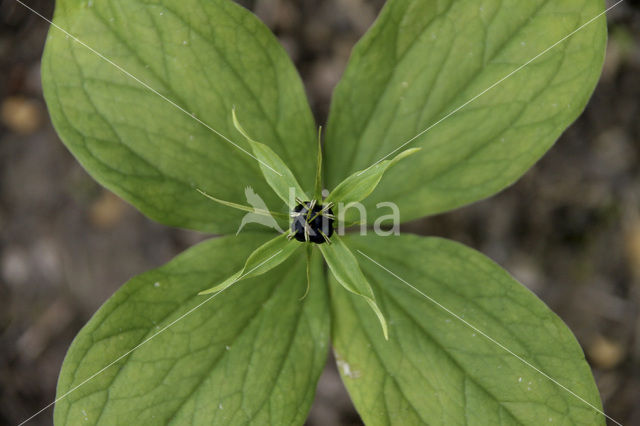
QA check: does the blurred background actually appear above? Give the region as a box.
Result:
[1,0,639,424]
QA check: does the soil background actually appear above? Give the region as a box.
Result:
[1,0,639,425]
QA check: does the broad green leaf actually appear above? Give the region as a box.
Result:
[55,233,330,425]
[42,0,316,233]
[325,148,420,218]
[325,0,607,223]
[331,234,604,425]
[319,235,388,340]
[199,233,300,294]
[232,108,308,205]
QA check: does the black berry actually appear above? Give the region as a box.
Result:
[291,201,334,244]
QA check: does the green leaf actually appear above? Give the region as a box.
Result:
[232,108,309,206]
[42,0,316,233]
[319,235,388,340]
[55,233,330,425]
[199,233,300,294]
[325,147,420,214]
[331,234,604,425]
[325,0,607,223]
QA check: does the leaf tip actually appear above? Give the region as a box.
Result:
[231,106,240,126]
[392,147,421,163]
[364,297,389,341]
[380,315,389,341]
[231,107,252,142]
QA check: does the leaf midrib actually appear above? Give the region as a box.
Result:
[383,290,529,424]
[166,270,294,425]
[341,0,556,173]
[83,269,285,425]
[151,0,293,160]
[384,42,571,204]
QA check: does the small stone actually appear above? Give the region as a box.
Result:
[1,96,42,134]
[89,191,126,229]
[588,335,625,369]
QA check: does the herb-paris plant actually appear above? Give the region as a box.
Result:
[41,0,609,424]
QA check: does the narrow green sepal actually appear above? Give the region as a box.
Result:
[299,244,313,301]
[314,126,324,201]
[196,188,288,219]
[199,233,300,295]
[232,108,309,206]
[325,147,421,208]
[319,234,388,340]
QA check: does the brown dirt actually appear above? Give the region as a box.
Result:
[1,1,639,425]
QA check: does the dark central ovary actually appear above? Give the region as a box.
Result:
[291,201,334,244]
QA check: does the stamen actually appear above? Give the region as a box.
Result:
[323,201,334,210]
[290,200,335,244]
[318,229,332,244]
[307,199,317,210]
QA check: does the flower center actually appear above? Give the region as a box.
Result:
[290,200,334,244]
